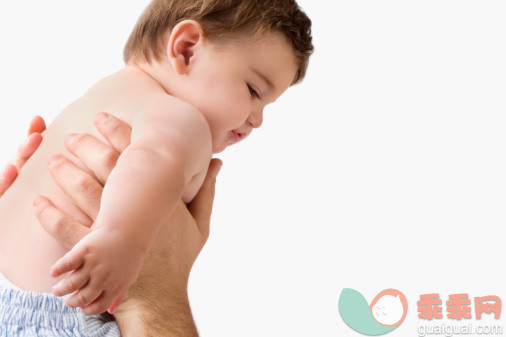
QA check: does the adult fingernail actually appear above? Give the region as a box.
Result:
[94,113,108,124]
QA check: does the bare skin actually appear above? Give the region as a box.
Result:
[1,114,222,336]
[0,115,45,195]
[0,20,296,314]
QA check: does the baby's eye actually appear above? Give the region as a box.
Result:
[247,84,260,99]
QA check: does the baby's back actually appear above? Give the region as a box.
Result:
[0,66,191,292]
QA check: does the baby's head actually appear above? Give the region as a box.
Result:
[123,0,313,153]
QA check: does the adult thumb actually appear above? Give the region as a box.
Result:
[188,158,222,238]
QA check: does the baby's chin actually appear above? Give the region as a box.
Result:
[213,132,241,153]
[212,140,228,154]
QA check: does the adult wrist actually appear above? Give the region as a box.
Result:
[115,288,198,337]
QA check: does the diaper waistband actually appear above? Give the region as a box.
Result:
[0,284,119,336]
[0,285,84,330]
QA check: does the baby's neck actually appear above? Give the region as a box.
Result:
[128,59,176,97]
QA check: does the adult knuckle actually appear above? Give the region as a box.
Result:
[76,178,101,201]
[100,149,119,168]
[76,176,94,192]
[52,215,68,235]
[85,183,102,202]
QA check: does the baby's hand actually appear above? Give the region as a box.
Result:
[50,227,145,315]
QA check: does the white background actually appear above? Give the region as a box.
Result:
[1,1,505,336]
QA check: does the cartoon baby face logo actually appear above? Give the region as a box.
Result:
[370,289,408,327]
[339,288,408,335]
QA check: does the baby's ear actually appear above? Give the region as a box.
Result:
[166,19,205,75]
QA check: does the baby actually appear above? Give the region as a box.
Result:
[0,0,313,316]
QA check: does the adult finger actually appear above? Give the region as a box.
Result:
[187,158,222,241]
[33,195,91,250]
[65,133,119,185]
[93,113,132,153]
[13,132,43,171]
[3,116,45,186]
[0,165,18,197]
[47,154,103,221]
[28,115,46,135]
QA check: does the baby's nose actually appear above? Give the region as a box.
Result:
[248,112,263,129]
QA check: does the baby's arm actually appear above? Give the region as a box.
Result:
[50,99,212,314]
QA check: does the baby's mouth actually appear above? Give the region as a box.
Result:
[227,130,243,145]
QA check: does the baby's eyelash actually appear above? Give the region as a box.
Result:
[247,84,260,99]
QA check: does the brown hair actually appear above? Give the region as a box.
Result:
[123,0,314,84]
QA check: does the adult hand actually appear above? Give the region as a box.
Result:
[31,113,221,336]
[0,115,46,196]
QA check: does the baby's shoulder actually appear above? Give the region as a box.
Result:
[134,94,212,167]
[138,94,211,140]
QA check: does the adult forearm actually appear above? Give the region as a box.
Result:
[116,292,199,337]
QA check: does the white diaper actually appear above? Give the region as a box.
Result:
[0,271,121,336]
[0,270,21,291]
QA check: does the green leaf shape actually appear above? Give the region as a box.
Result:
[339,288,397,336]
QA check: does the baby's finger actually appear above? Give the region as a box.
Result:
[107,290,127,314]
[65,283,102,309]
[52,269,89,297]
[50,248,85,278]
[82,291,117,316]
[93,113,132,153]
[0,165,18,197]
